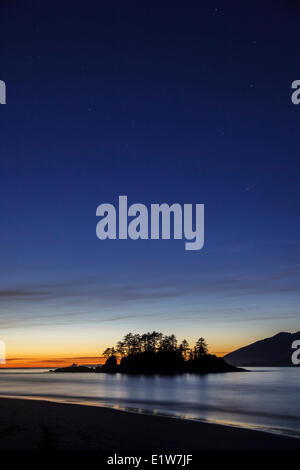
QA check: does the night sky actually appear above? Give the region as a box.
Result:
[0,1,299,366]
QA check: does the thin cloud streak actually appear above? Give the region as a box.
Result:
[0,266,299,329]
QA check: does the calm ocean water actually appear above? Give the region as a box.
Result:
[0,367,299,439]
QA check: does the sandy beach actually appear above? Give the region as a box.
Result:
[0,397,299,451]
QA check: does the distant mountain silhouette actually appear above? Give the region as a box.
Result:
[224,331,300,366]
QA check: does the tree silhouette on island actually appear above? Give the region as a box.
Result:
[52,331,246,374]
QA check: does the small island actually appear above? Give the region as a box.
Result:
[51,331,246,374]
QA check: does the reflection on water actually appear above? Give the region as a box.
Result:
[0,367,299,439]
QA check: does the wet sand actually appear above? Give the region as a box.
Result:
[0,397,299,450]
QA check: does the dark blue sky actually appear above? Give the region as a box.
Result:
[0,1,299,360]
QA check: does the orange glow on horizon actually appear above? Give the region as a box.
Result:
[0,348,232,369]
[0,356,106,369]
